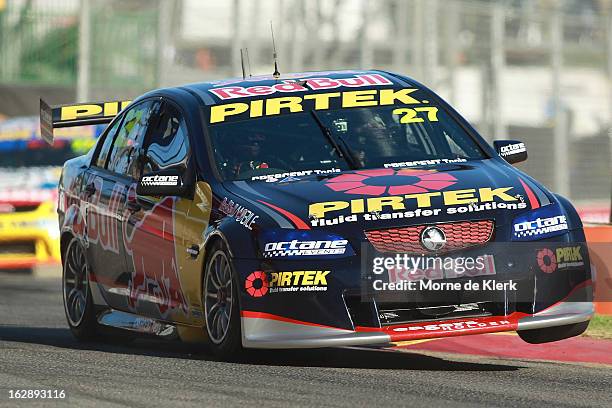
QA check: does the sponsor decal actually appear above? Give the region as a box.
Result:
[219,197,259,230]
[263,239,348,258]
[309,176,525,226]
[391,319,511,333]
[140,174,179,186]
[384,158,467,168]
[84,176,122,255]
[209,74,392,100]
[123,188,188,316]
[499,142,526,157]
[279,176,301,183]
[64,176,188,316]
[536,248,557,273]
[268,270,330,293]
[511,203,571,241]
[324,169,457,196]
[58,100,131,121]
[245,270,331,296]
[251,168,340,183]
[59,178,87,238]
[245,271,269,297]
[209,88,436,124]
[260,229,353,258]
[536,245,584,273]
[208,70,363,87]
[513,215,568,239]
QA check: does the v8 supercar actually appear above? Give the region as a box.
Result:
[42,70,593,358]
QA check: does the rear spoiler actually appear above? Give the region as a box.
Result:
[40,99,131,145]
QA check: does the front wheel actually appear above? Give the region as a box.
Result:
[518,321,589,344]
[62,237,98,341]
[203,242,243,359]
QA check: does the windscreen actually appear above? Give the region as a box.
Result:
[208,89,486,181]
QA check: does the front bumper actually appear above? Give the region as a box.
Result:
[236,231,593,349]
[241,285,593,349]
[0,226,60,269]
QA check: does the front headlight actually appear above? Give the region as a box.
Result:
[259,229,355,259]
[511,203,569,241]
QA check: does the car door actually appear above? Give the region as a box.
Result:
[85,99,160,312]
[122,100,194,322]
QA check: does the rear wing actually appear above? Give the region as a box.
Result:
[39,99,131,145]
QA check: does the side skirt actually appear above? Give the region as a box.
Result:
[97,309,178,340]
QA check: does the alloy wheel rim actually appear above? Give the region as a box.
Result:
[204,251,233,344]
[63,240,88,326]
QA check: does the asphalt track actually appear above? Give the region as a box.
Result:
[0,272,610,407]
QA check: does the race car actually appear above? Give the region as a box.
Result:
[0,117,99,271]
[42,70,593,358]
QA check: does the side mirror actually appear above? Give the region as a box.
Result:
[494,140,527,164]
[136,168,191,197]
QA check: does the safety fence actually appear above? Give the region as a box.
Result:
[0,0,611,213]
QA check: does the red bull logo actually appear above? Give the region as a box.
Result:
[64,175,122,254]
[61,175,188,316]
[86,178,122,254]
[123,186,188,316]
[61,175,90,239]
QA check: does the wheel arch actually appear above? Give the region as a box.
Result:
[203,230,234,260]
[60,231,75,264]
[199,231,230,307]
[200,229,245,323]
[200,230,245,353]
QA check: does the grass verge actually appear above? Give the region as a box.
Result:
[583,314,612,339]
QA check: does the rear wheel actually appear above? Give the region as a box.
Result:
[203,241,243,359]
[518,321,589,344]
[63,237,97,341]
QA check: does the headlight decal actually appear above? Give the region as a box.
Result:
[512,203,569,241]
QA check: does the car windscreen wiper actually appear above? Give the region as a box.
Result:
[310,111,359,170]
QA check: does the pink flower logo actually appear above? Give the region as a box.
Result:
[324,168,457,196]
[245,271,268,297]
[537,248,557,274]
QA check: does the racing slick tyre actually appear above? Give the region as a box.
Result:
[203,241,243,359]
[517,321,590,344]
[62,237,98,341]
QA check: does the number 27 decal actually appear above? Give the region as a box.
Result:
[393,107,439,123]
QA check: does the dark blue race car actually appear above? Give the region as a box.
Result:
[41,70,593,359]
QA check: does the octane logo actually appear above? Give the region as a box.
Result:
[324,169,457,196]
[536,248,557,273]
[245,271,268,297]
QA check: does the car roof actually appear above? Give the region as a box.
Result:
[164,69,416,107]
